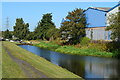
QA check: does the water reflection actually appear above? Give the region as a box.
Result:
[19,45,120,79]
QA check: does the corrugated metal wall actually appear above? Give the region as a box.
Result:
[85,8,112,40]
[86,27,111,40]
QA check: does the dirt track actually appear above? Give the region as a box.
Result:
[3,46,47,78]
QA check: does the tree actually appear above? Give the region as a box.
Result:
[34,13,55,40]
[60,8,87,44]
[46,27,60,41]
[13,18,30,40]
[3,29,12,39]
[26,32,34,40]
[106,7,120,41]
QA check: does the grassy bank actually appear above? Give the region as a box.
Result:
[2,41,82,78]
[56,46,113,57]
[0,41,2,79]
[34,41,113,57]
[2,46,26,78]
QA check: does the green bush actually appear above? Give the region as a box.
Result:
[105,41,120,58]
[80,37,91,46]
[112,49,120,58]
[106,42,120,51]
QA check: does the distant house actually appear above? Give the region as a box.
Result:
[84,7,111,40]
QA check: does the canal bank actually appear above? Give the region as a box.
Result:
[19,44,120,79]
[33,41,113,57]
[2,41,82,79]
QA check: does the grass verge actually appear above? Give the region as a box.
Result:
[0,41,2,79]
[2,41,82,78]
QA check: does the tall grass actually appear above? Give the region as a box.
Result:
[55,46,113,57]
[34,42,60,50]
[34,41,113,57]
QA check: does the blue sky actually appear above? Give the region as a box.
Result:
[2,2,118,31]
[1,0,119,2]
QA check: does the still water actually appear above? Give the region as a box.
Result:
[19,45,120,79]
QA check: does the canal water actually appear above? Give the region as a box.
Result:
[19,45,120,79]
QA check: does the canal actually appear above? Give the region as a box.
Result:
[19,45,120,79]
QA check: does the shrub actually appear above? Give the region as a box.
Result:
[80,37,91,46]
[105,41,120,51]
[50,39,66,46]
[74,43,81,48]
[112,49,120,58]
[89,40,110,52]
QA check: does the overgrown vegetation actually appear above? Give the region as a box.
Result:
[55,46,113,57]
[105,41,120,58]
[80,37,91,46]
[34,41,60,50]
[34,40,113,57]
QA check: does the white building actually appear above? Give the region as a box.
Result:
[107,2,120,26]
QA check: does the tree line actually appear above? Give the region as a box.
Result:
[2,8,120,44]
[3,8,86,44]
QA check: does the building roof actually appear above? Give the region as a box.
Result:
[90,7,111,12]
[108,2,120,12]
[83,7,111,13]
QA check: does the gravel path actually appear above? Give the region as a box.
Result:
[3,46,47,78]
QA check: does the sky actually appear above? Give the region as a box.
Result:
[1,0,120,2]
[1,2,119,31]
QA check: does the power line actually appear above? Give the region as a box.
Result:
[5,17,9,30]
